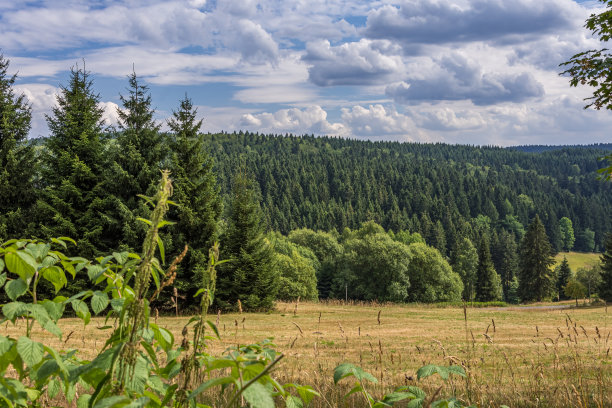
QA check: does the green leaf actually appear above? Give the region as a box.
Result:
[0,258,4,273]
[77,394,92,408]
[188,377,235,400]
[243,382,275,408]
[206,320,221,339]
[25,243,50,261]
[47,378,61,399]
[27,304,62,338]
[136,217,152,226]
[91,291,109,315]
[110,298,125,313]
[51,238,67,249]
[87,265,105,282]
[16,336,44,367]
[0,336,13,355]
[58,237,77,246]
[125,397,150,408]
[156,236,165,265]
[112,252,129,265]
[5,278,27,300]
[71,299,91,325]
[5,251,36,282]
[333,363,377,385]
[41,299,64,322]
[41,266,67,293]
[62,260,76,279]
[0,272,6,288]
[2,301,27,320]
[92,395,131,408]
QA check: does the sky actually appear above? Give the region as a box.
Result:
[1,0,611,146]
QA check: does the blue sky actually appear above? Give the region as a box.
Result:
[1,0,611,146]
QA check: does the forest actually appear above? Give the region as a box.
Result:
[1,53,612,313]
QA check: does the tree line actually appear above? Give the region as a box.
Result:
[1,55,611,311]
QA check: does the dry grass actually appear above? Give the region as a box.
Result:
[4,301,611,407]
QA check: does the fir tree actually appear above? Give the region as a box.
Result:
[106,71,167,250]
[556,257,572,300]
[475,235,502,302]
[36,63,106,256]
[599,233,612,302]
[0,54,36,240]
[519,215,556,301]
[165,95,222,306]
[216,170,278,311]
[494,230,519,302]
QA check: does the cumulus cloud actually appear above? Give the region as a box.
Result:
[303,39,404,86]
[386,53,544,105]
[239,106,345,135]
[364,0,583,47]
[340,104,427,141]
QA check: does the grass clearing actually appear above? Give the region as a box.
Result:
[554,251,601,270]
[5,301,611,407]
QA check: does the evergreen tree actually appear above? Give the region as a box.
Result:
[475,235,503,301]
[161,95,222,306]
[599,233,612,302]
[36,64,106,256]
[494,230,519,302]
[107,71,167,250]
[519,215,556,301]
[216,170,278,311]
[0,54,36,240]
[556,257,572,300]
[452,237,478,301]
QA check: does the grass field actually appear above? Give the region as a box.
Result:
[554,251,601,270]
[5,301,611,407]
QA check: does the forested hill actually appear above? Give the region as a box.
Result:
[509,143,612,153]
[204,132,612,253]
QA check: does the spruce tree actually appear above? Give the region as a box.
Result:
[216,170,278,311]
[0,54,36,240]
[494,230,519,301]
[475,235,503,301]
[556,256,572,300]
[519,215,556,301]
[599,233,612,302]
[36,64,106,256]
[106,71,167,250]
[165,95,222,305]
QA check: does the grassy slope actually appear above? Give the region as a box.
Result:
[554,251,601,270]
[7,301,610,407]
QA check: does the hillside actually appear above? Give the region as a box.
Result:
[204,133,612,253]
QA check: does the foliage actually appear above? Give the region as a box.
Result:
[217,169,278,311]
[269,232,318,301]
[576,264,603,299]
[452,237,478,301]
[0,54,36,242]
[405,242,463,303]
[559,217,575,252]
[556,257,573,300]
[339,224,411,302]
[35,63,107,260]
[475,236,503,302]
[564,279,587,306]
[334,362,471,407]
[600,233,612,301]
[287,228,342,299]
[519,215,556,302]
[164,95,222,308]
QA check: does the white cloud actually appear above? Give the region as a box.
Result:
[239,106,345,135]
[340,104,428,141]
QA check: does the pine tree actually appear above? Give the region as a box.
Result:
[165,95,222,306]
[556,256,572,300]
[0,54,36,240]
[216,170,278,311]
[519,215,556,301]
[36,64,106,256]
[599,233,612,302]
[475,235,503,301]
[494,230,519,302]
[106,71,167,250]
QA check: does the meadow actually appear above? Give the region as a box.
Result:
[7,301,610,407]
[554,252,601,270]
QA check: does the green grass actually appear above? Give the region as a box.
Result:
[554,251,600,270]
